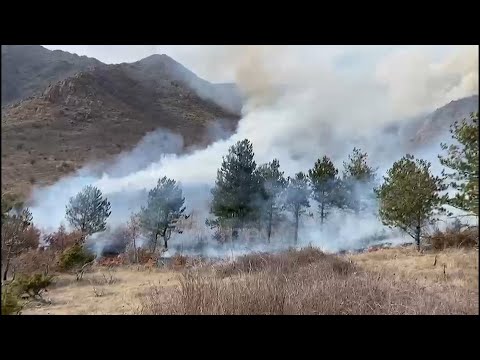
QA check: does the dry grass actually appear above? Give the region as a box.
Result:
[19,246,479,315]
[140,248,478,315]
[350,246,479,291]
[21,267,180,315]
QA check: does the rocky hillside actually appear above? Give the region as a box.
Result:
[412,95,478,145]
[1,48,242,196]
[1,45,103,105]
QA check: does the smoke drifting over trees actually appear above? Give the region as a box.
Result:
[24,46,478,257]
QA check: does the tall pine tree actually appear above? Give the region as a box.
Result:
[210,139,261,239]
[439,112,479,217]
[342,148,377,214]
[256,159,287,242]
[308,156,341,225]
[285,172,310,244]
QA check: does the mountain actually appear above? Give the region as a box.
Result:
[1,45,103,105]
[1,46,242,197]
[410,95,478,145]
[383,95,479,151]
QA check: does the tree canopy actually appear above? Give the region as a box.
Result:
[65,185,111,236]
[375,154,448,250]
[439,112,479,216]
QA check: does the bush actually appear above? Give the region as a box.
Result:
[13,249,58,276]
[44,226,82,251]
[215,246,332,278]
[1,285,23,315]
[13,273,54,298]
[58,244,95,271]
[426,226,478,250]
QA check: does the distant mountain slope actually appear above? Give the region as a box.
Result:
[1,45,103,105]
[1,49,241,197]
[384,95,479,149]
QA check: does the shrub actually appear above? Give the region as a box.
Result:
[1,286,23,315]
[58,244,95,271]
[426,226,478,250]
[13,273,54,298]
[215,246,332,278]
[13,249,58,276]
[44,226,82,251]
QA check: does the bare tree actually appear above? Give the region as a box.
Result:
[1,208,38,281]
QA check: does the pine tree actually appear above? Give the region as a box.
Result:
[138,177,186,252]
[308,156,341,225]
[65,185,111,236]
[256,159,287,242]
[342,148,377,214]
[375,155,448,251]
[439,112,479,217]
[210,139,261,238]
[285,172,310,244]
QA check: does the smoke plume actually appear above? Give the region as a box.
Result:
[28,45,479,256]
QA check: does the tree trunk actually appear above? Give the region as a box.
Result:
[415,225,421,251]
[3,258,10,281]
[164,237,168,250]
[3,244,13,281]
[294,208,299,245]
[320,203,324,226]
[133,237,138,263]
[267,203,273,243]
[152,233,158,253]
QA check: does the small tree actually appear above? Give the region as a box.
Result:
[210,139,261,239]
[65,185,111,237]
[284,172,311,244]
[256,159,287,242]
[342,148,377,214]
[1,207,38,281]
[439,112,479,217]
[126,213,142,263]
[138,177,186,252]
[308,156,341,225]
[375,155,448,251]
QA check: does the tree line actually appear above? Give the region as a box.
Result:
[2,112,478,270]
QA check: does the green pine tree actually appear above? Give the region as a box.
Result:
[342,148,377,214]
[285,172,311,244]
[439,112,479,217]
[308,156,341,225]
[138,177,186,251]
[65,185,111,236]
[375,154,448,251]
[210,139,262,239]
[256,159,287,242]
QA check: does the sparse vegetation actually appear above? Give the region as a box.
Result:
[139,248,477,315]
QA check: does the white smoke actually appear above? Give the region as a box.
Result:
[28,45,479,255]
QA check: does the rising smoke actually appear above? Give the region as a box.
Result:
[28,45,479,256]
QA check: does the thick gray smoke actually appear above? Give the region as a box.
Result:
[28,45,479,256]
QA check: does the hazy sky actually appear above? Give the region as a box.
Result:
[42,45,469,83]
